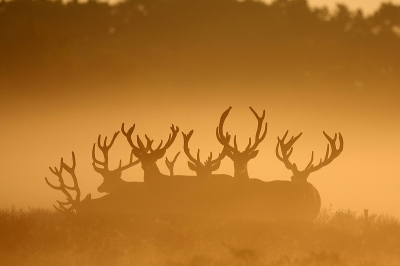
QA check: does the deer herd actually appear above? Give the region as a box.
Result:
[45,107,343,221]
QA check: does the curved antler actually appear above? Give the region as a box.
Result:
[216,106,267,156]
[183,130,227,176]
[276,131,344,182]
[122,123,180,159]
[45,152,81,213]
[92,131,140,176]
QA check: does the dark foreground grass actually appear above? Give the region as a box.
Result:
[1,207,399,266]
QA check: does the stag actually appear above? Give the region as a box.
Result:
[45,152,163,218]
[268,130,344,220]
[276,131,344,182]
[121,123,180,183]
[216,106,267,181]
[182,130,230,179]
[92,131,140,193]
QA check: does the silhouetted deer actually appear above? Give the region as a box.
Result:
[267,130,344,220]
[45,108,343,221]
[45,152,164,218]
[92,131,140,193]
[121,123,180,183]
[216,106,267,181]
[182,130,231,179]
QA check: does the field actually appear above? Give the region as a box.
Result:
[1,207,399,266]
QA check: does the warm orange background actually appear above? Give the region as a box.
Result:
[2,73,399,217]
[1,0,400,218]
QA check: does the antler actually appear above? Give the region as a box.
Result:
[92,131,140,176]
[276,131,344,181]
[216,106,267,156]
[275,130,303,173]
[183,130,227,175]
[306,132,344,174]
[121,123,180,158]
[165,152,181,176]
[182,130,202,168]
[45,152,81,213]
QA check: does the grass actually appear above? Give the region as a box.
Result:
[0,207,400,265]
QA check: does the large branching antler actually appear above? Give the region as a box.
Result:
[92,131,140,177]
[275,130,303,173]
[276,130,344,181]
[183,130,227,175]
[306,132,344,174]
[121,123,180,159]
[45,152,81,213]
[216,106,267,156]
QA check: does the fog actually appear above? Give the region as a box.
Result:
[1,0,400,218]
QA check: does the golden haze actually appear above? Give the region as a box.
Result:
[1,77,399,217]
[0,0,400,219]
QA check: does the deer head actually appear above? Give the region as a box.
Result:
[92,131,140,193]
[276,131,344,182]
[45,152,81,213]
[121,123,180,181]
[182,130,227,177]
[216,106,267,180]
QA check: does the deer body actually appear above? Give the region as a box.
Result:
[46,152,324,221]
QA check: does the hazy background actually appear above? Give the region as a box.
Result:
[1,0,400,218]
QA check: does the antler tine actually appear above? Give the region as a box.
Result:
[304,151,315,171]
[207,152,213,163]
[208,148,227,166]
[233,135,239,150]
[151,139,163,152]
[166,151,181,165]
[144,135,155,152]
[136,135,148,152]
[182,130,202,167]
[306,132,344,174]
[246,107,268,152]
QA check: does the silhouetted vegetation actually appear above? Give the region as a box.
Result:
[1,207,400,265]
[0,0,399,87]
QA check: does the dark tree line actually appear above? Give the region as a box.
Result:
[0,0,399,85]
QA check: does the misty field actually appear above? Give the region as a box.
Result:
[1,208,399,266]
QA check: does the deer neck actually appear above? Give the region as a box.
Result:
[233,161,250,180]
[291,171,310,182]
[142,161,165,182]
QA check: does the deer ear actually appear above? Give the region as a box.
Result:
[249,150,259,159]
[154,149,167,159]
[187,162,197,172]
[211,161,221,172]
